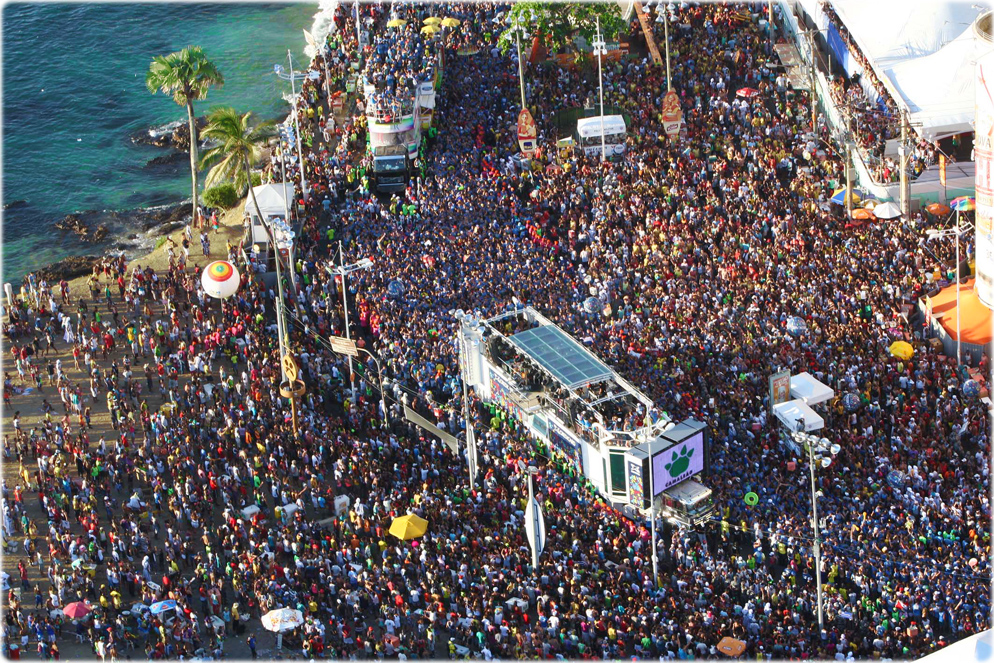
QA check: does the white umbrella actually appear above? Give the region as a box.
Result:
[872,201,902,219]
[261,607,304,650]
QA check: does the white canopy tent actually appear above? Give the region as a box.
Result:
[884,27,994,140]
[773,399,825,432]
[829,0,977,69]
[916,630,992,662]
[789,372,835,406]
[246,182,293,246]
[825,0,992,141]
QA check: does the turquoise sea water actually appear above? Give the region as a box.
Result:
[2,2,317,282]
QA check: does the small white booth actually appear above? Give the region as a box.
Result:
[773,399,825,432]
[789,372,835,405]
[246,182,293,246]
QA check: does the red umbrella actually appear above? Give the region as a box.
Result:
[64,602,91,619]
[736,87,761,98]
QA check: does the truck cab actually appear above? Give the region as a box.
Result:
[659,479,716,527]
[372,144,410,193]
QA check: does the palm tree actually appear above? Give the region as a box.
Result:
[198,107,277,226]
[146,46,224,222]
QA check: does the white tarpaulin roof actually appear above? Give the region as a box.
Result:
[830,0,977,69]
[789,372,835,406]
[829,0,992,139]
[773,399,825,432]
[884,28,994,140]
[917,630,992,662]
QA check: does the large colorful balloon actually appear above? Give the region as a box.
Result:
[201,260,240,299]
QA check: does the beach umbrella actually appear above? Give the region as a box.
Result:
[851,208,875,221]
[201,261,240,299]
[872,201,902,220]
[888,341,914,361]
[64,602,92,620]
[830,187,865,205]
[736,87,760,98]
[785,316,807,336]
[963,379,981,398]
[387,18,407,28]
[951,196,976,212]
[926,202,951,216]
[441,17,461,27]
[389,514,429,540]
[842,393,861,413]
[149,600,176,615]
[421,24,440,35]
[583,296,600,314]
[261,607,304,632]
[423,16,442,25]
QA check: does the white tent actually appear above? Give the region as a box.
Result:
[916,630,992,662]
[773,399,825,432]
[789,372,835,406]
[884,27,994,140]
[246,182,293,246]
[829,0,977,69]
[247,182,293,224]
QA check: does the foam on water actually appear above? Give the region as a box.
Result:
[306,0,340,58]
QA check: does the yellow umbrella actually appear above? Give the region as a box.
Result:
[441,17,461,27]
[387,18,407,28]
[888,341,914,361]
[421,24,440,35]
[389,514,428,540]
[423,16,442,25]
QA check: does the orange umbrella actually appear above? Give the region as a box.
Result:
[926,202,951,215]
[717,637,746,657]
[851,208,875,221]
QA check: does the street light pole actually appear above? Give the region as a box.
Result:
[594,18,607,162]
[287,50,309,202]
[514,24,527,111]
[807,438,824,631]
[337,241,356,397]
[457,315,477,491]
[663,7,672,91]
[925,222,971,364]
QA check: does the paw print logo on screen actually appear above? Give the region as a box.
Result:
[664,446,694,478]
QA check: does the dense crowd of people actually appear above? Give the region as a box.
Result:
[3,1,990,661]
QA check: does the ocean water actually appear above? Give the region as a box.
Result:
[1,2,323,282]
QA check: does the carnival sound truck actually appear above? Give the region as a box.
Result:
[362,28,444,193]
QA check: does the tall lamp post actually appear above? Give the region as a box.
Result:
[512,17,529,112]
[593,18,608,162]
[792,429,840,631]
[274,52,309,201]
[455,310,479,490]
[327,250,373,398]
[926,217,973,365]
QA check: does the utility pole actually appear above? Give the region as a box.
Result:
[900,110,910,219]
[844,115,853,219]
[514,22,527,111]
[807,30,817,133]
[663,7,672,90]
[594,17,607,162]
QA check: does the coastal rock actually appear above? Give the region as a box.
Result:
[144,152,186,169]
[155,221,185,236]
[35,255,101,282]
[55,213,110,243]
[132,116,207,150]
[136,202,192,231]
[3,199,28,211]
